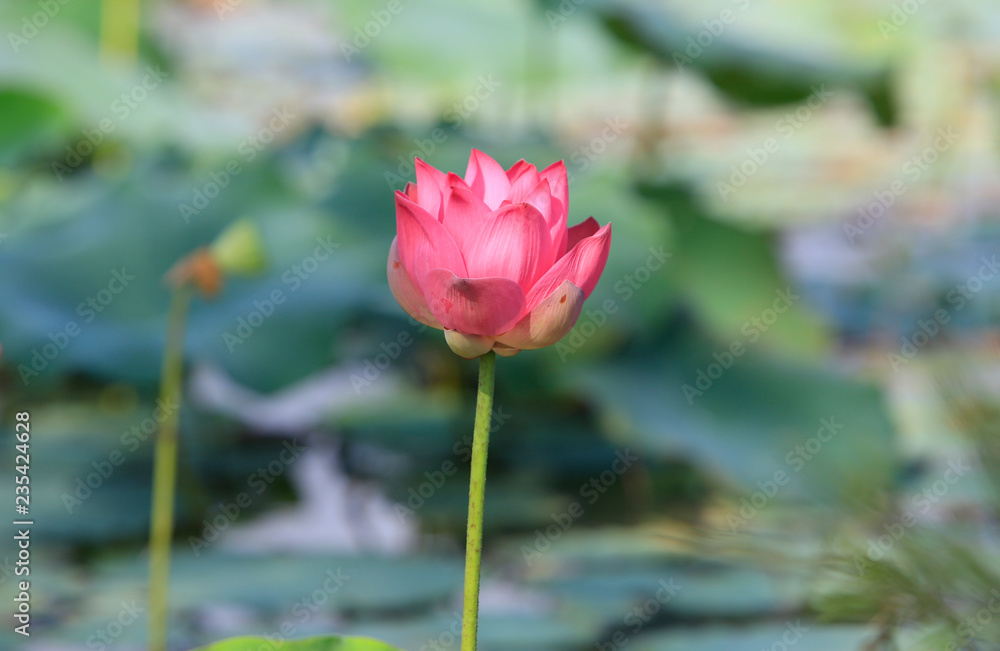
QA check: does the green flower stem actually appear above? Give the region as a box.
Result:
[461,350,496,651]
[148,288,191,651]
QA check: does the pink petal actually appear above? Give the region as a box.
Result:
[550,223,568,261]
[423,268,526,336]
[387,237,442,329]
[395,192,467,286]
[524,223,611,312]
[539,160,569,223]
[522,179,553,225]
[521,177,565,255]
[566,217,600,254]
[506,159,535,182]
[445,171,471,192]
[444,330,495,359]
[404,182,418,201]
[506,160,540,203]
[415,158,448,221]
[441,173,491,253]
[464,149,510,210]
[465,202,553,291]
[496,280,584,350]
[540,161,570,256]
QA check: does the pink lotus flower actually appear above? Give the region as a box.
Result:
[388,149,612,358]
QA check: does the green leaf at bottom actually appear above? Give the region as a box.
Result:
[194,636,404,651]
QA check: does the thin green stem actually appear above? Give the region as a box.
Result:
[461,350,496,651]
[148,289,190,651]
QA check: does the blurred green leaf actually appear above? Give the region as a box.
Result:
[592,0,897,125]
[628,623,877,650]
[641,181,830,357]
[561,326,895,505]
[194,636,404,651]
[0,88,68,162]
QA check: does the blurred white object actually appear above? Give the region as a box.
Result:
[190,363,416,553]
[219,441,417,555]
[190,362,401,433]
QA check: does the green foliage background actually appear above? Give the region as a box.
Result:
[1,0,999,649]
